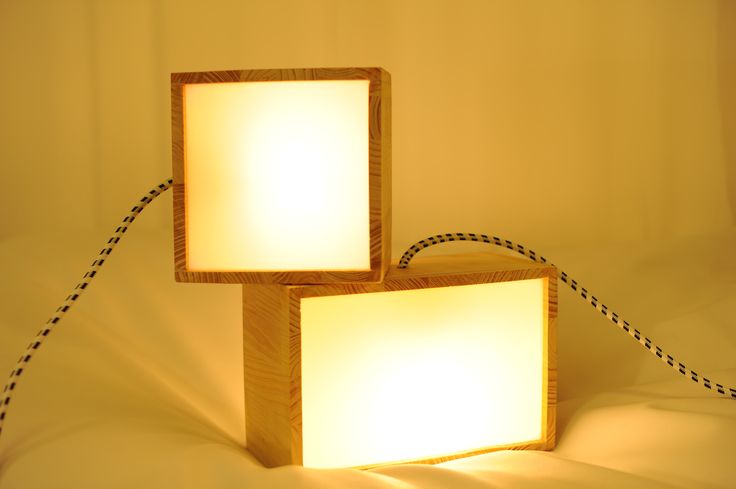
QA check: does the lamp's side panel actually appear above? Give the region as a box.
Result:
[171,77,187,276]
[172,183,186,272]
[544,270,558,450]
[171,77,185,183]
[243,285,299,467]
[366,68,390,282]
[379,68,392,280]
[288,289,304,465]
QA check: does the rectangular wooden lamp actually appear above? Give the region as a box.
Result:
[171,68,391,284]
[243,252,557,469]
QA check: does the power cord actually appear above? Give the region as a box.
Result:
[0,178,173,440]
[1,183,733,445]
[398,232,736,400]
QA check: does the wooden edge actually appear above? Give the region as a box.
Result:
[243,285,296,467]
[373,68,391,281]
[175,269,383,285]
[171,67,386,84]
[381,69,392,279]
[352,439,553,471]
[171,81,185,183]
[171,67,390,284]
[389,251,549,278]
[288,290,303,465]
[172,184,186,272]
[298,264,556,299]
[545,271,558,450]
[171,76,187,273]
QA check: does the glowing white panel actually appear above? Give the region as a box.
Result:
[300,279,545,468]
[184,80,370,271]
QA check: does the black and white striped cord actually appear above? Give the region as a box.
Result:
[2,191,733,445]
[0,178,173,440]
[398,232,736,400]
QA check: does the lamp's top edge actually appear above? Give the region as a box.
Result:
[171,67,389,84]
[285,251,556,297]
[385,251,556,281]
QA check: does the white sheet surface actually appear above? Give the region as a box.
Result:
[0,227,734,488]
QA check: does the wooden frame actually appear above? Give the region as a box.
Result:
[171,67,391,284]
[242,252,557,468]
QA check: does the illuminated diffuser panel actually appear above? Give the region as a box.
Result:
[171,68,391,284]
[242,252,557,468]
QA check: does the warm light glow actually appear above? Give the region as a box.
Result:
[184,80,370,271]
[300,279,546,468]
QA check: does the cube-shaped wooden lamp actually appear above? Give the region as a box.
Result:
[243,252,557,469]
[171,68,391,284]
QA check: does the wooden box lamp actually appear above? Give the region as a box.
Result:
[171,67,556,469]
[244,253,556,469]
[171,68,391,284]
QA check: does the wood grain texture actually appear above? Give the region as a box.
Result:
[353,439,554,470]
[545,274,558,450]
[243,252,557,468]
[242,285,301,467]
[172,184,186,271]
[299,252,555,299]
[171,67,390,284]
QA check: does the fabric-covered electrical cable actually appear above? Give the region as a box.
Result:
[0,178,173,440]
[398,232,736,400]
[2,185,734,447]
